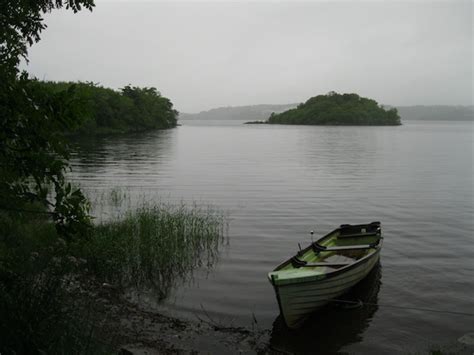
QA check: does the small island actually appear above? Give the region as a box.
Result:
[260,92,401,126]
[244,120,267,124]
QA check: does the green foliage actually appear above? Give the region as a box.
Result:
[37,81,178,134]
[1,1,95,239]
[0,75,92,239]
[267,92,401,126]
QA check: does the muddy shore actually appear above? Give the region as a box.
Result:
[88,283,273,354]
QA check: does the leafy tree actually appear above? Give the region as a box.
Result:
[1,0,95,238]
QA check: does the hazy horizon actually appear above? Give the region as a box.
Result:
[180,102,474,115]
[23,0,473,113]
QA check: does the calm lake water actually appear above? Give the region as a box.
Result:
[70,120,474,354]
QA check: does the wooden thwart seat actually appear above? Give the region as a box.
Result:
[338,231,379,238]
[312,243,378,252]
[291,256,351,268]
[338,221,381,239]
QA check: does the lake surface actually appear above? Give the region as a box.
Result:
[70,120,474,354]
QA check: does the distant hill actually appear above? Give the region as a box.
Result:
[180,103,473,122]
[266,92,401,126]
[396,105,473,121]
[178,104,298,121]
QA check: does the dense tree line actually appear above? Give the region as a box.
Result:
[267,92,401,125]
[38,81,178,134]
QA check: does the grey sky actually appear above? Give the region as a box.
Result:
[24,0,472,113]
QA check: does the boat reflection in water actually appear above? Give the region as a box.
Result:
[269,261,382,354]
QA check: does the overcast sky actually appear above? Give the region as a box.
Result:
[24,0,472,113]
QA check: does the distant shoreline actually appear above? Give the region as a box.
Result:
[181,104,473,122]
[244,121,403,126]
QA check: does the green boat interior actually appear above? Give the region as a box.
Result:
[269,222,382,282]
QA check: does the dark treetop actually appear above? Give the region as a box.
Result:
[266,92,401,126]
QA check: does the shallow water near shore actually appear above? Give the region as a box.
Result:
[70,119,474,354]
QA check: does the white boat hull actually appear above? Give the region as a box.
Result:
[273,250,380,328]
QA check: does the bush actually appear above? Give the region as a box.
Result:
[0,209,106,353]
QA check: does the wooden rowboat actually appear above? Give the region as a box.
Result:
[268,221,383,329]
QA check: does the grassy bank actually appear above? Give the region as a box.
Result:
[0,199,226,354]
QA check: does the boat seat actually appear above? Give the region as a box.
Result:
[338,231,379,238]
[339,222,381,239]
[291,256,351,268]
[312,242,378,252]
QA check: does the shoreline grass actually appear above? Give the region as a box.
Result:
[0,193,227,353]
[81,201,226,299]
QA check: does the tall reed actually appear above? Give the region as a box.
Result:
[83,201,226,299]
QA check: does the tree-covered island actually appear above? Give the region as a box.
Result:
[37,81,179,135]
[265,92,401,125]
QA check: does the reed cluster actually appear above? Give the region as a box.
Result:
[82,202,226,298]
